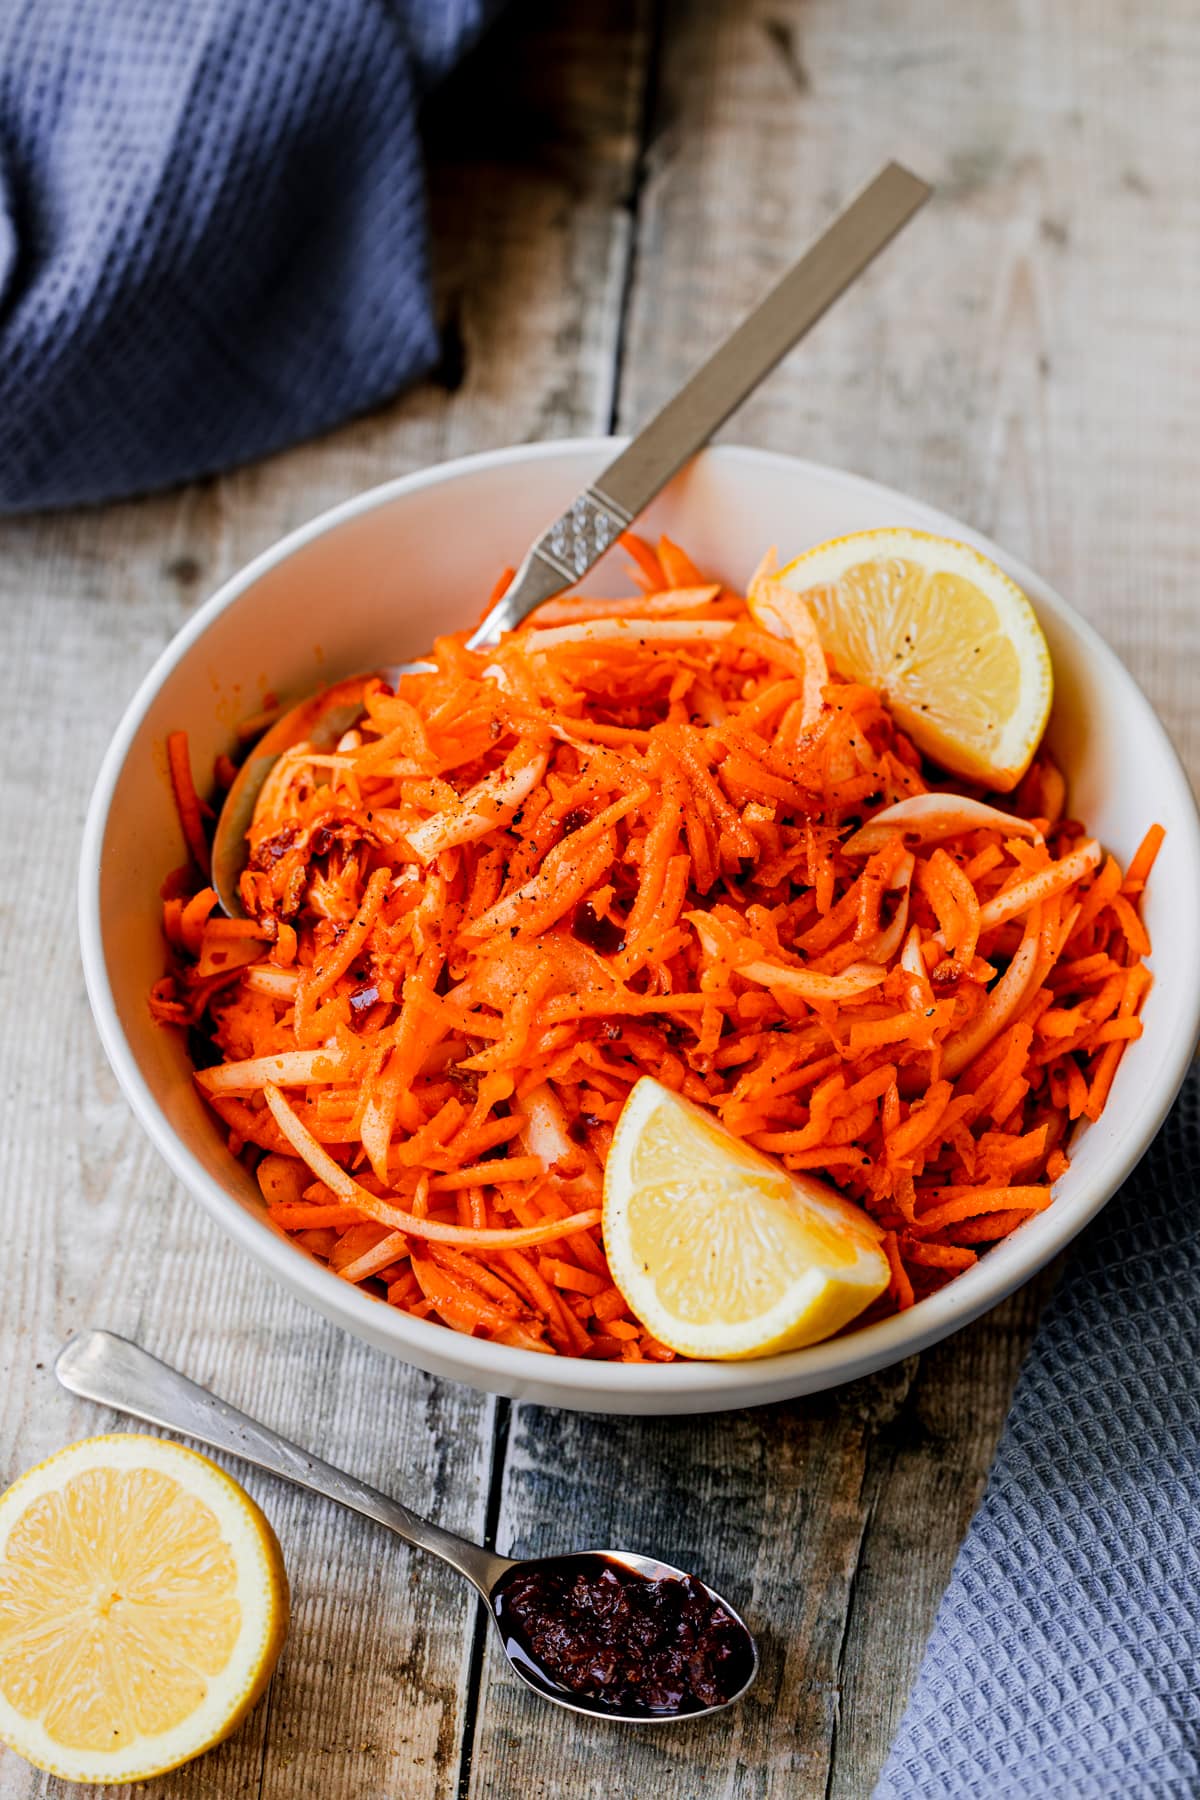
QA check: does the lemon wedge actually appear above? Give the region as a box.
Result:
[0,1434,289,1785]
[776,528,1053,790]
[603,1078,890,1359]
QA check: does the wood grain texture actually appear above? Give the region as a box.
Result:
[466,1276,1056,1800]
[0,3,646,1797]
[1,0,1194,1797]
[471,0,1200,1794]
[619,0,1200,790]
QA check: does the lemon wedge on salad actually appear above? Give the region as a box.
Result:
[0,1434,289,1785]
[774,527,1053,790]
[603,1079,891,1360]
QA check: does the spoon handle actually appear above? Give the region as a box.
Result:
[469,159,930,646]
[55,1329,510,1597]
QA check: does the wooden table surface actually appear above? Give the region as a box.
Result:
[3,2,1196,1795]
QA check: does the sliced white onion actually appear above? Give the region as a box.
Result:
[240,964,299,999]
[865,853,915,964]
[746,559,828,727]
[691,910,885,999]
[404,746,548,864]
[740,957,886,1001]
[899,922,935,1013]
[196,1045,350,1094]
[843,794,1044,858]
[523,619,735,654]
[974,839,1101,934]
[941,916,1042,1079]
[520,1082,576,1167]
[529,585,721,626]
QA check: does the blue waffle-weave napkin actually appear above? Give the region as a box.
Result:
[0,0,496,511]
[877,1065,1200,1798]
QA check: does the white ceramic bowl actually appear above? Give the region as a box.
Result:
[80,442,1200,1414]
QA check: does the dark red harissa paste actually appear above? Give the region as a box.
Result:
[492,1554,755,1716]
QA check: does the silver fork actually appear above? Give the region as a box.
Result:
[465,158,930,650]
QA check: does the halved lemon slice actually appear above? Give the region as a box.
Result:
[0,1434,289,1785]
[776,528,1053,790]
[603,1078,890,1359]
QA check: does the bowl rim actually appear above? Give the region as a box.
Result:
[79,438,1200,1403]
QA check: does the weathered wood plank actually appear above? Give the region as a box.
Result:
[465,1282,1049,1800]
[469,0,1200,1795]
[0,3,647,1797]
[0,452,496,1800]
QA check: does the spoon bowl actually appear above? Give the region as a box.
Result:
[212,671,388,915]
[489,1548,759,1722]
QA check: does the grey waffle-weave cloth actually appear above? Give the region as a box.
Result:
[877,1064,1200,1798]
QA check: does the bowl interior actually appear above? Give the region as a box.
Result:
[83,443,1200,1412]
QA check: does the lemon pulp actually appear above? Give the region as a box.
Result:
[603,1079,891,1360]
[778,528,1053,790]
[0,1435,288,1785]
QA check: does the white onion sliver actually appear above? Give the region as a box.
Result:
[941,924,1042,1080]
[404,748,548,864]
[843,793,1043,858]
[523,619,735,654]
[520,1082,575,1168]
[741,958,886,1001]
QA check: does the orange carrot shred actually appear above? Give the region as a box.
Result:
[1123,822,1165,890]
[166,730,211,875]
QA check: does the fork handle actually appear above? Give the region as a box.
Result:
[467,160,930,648]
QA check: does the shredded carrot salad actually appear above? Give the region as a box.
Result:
[154,533,1161,1361]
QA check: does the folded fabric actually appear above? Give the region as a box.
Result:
[0,0,496,512]
[877,1065,1200,1798]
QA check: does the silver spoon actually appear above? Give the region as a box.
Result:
[55,1329,758,1723]
[211,160,930,914]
